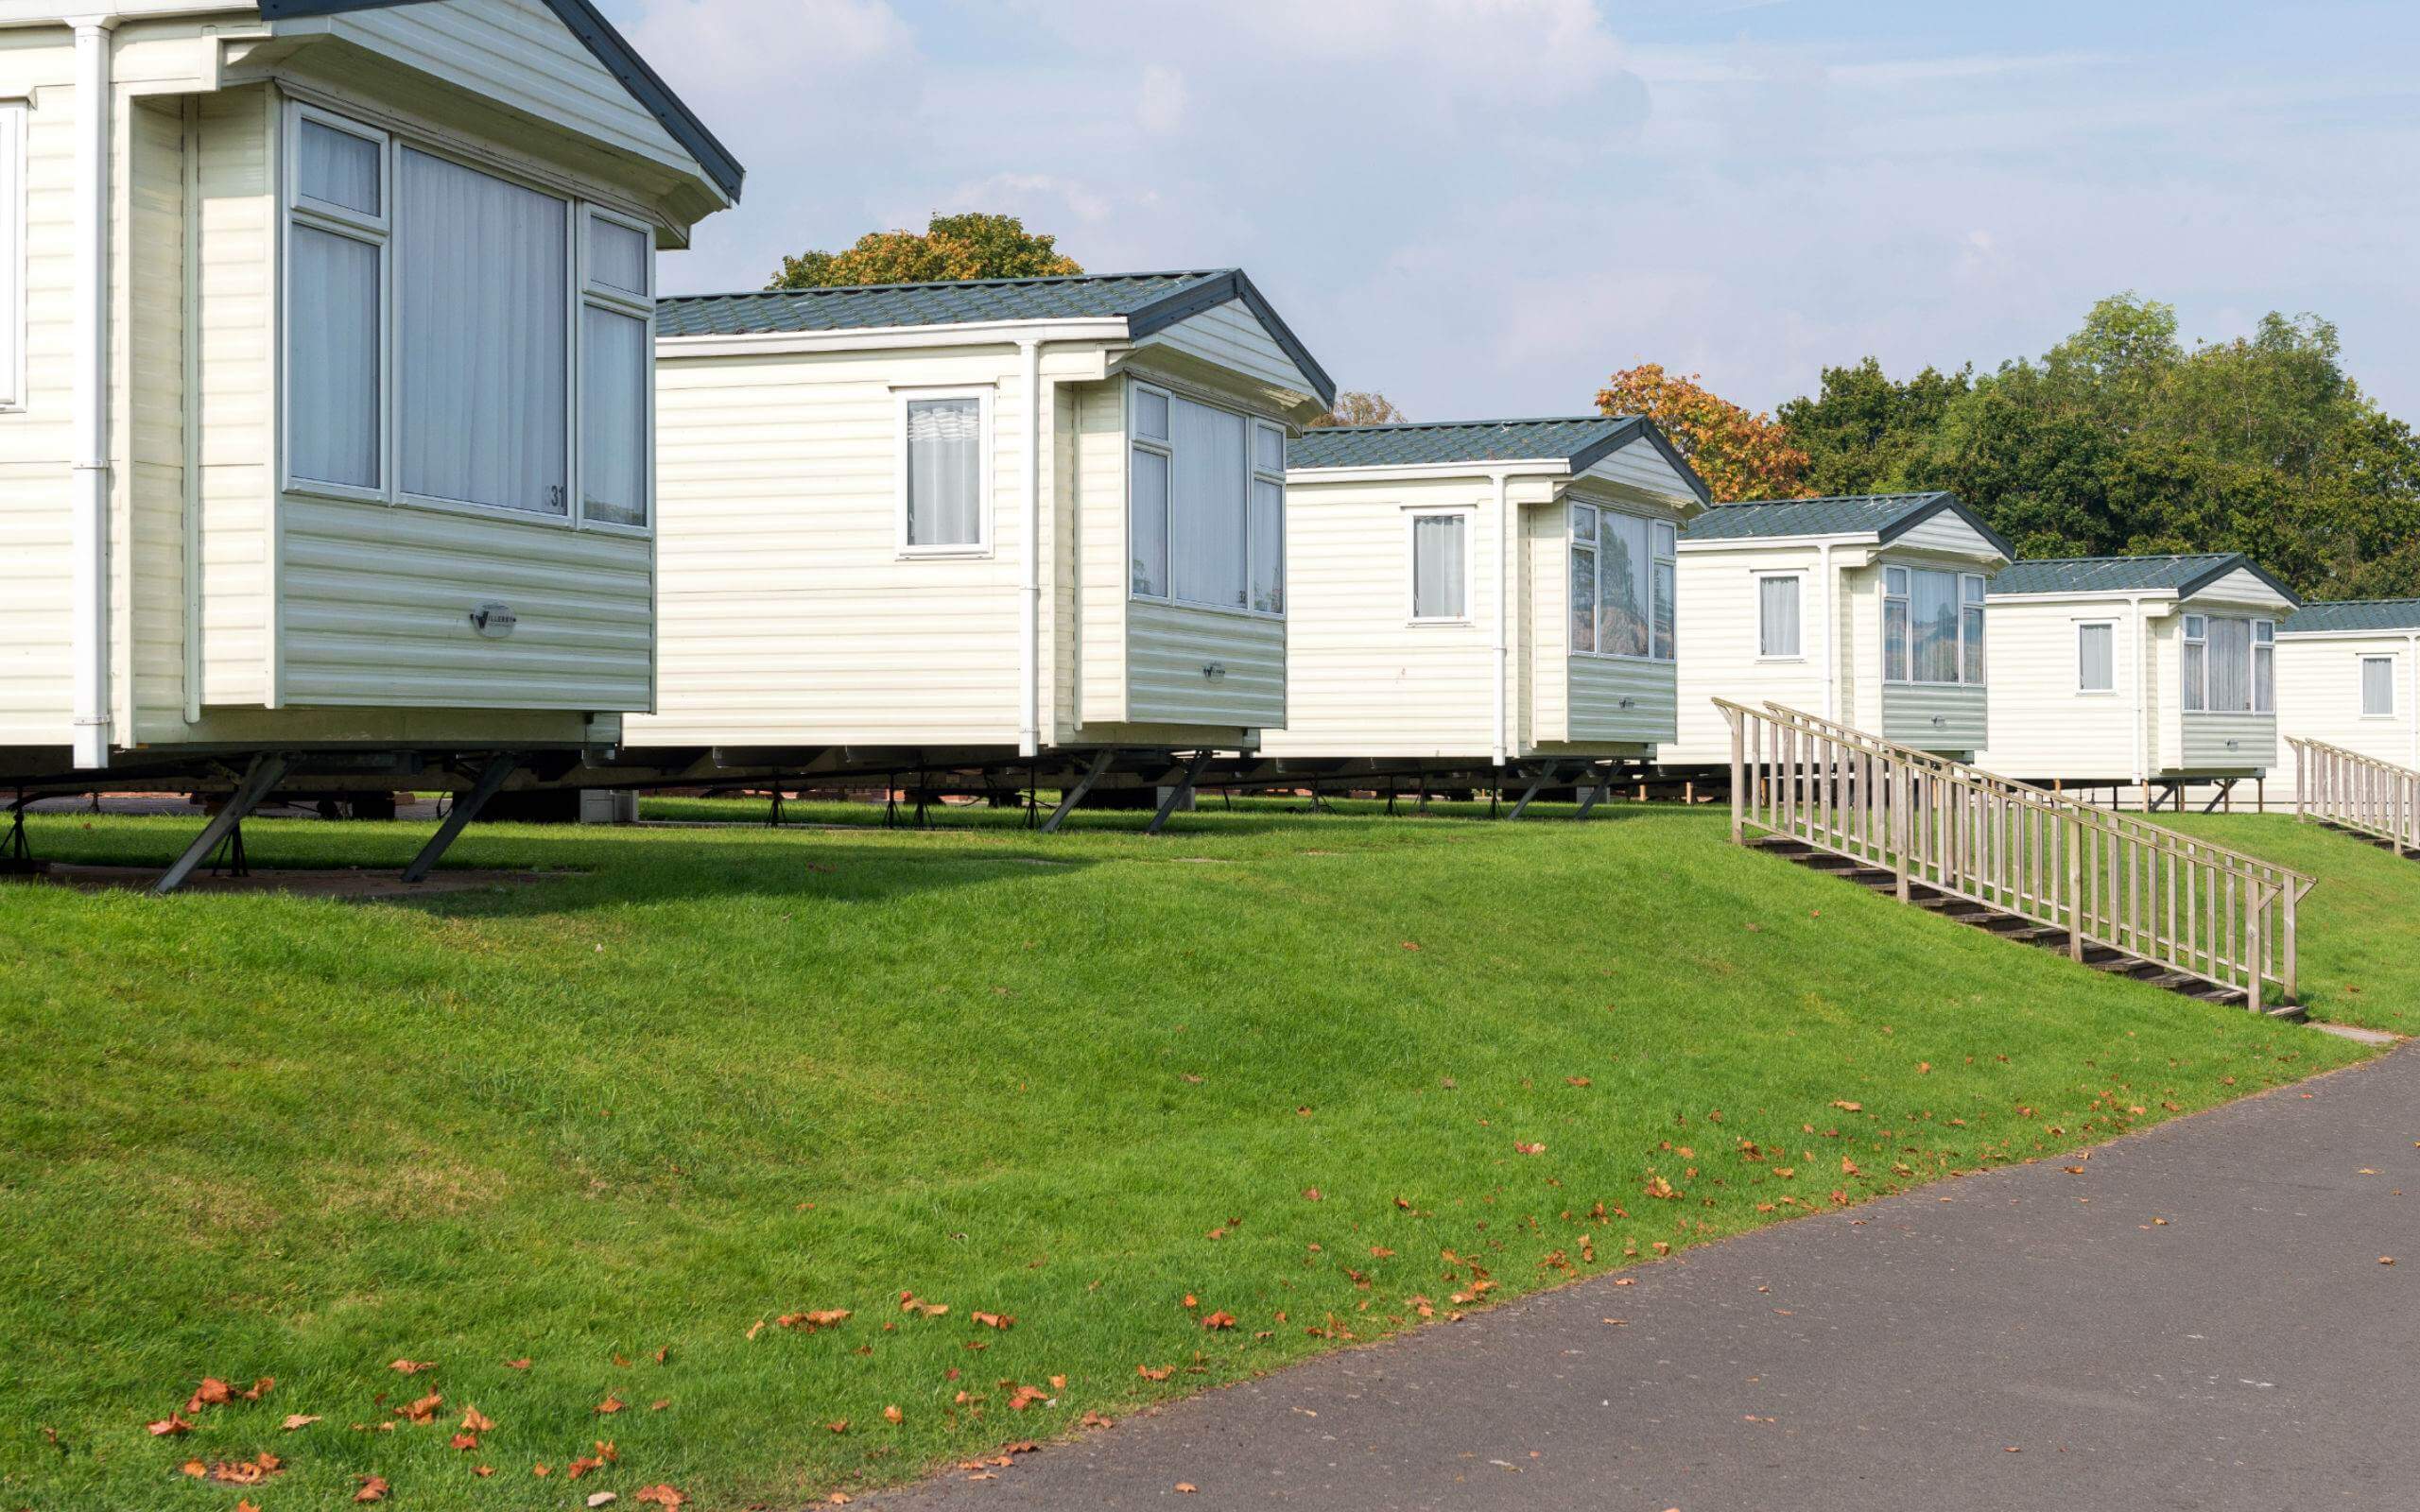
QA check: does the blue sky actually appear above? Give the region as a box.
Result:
[603,0,2420,421]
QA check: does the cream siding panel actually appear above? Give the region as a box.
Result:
[1135,300,1319,408]
[2152,618,2183,773]
[122,97,188,740]
[303,0,697,185]
[0,67,76,745]
[1567,656,1675,745]
[1972,598,2148,782]
[1578,445,1700,510]
[1125,601,1283,730]
[2181,712,2276,770]
[2276,636,2419,795]
[1841,561,1881,732]
[1881,682,1985,750]
[1048,380,1080,738]
[195,86,272,709]
[1890,510,1999,558]
[1259,475,1497,760]
[279,498,652,710]
[2195,568,2295,614]
[1666,543,1829,765]
[1073,379,1128,729]
[1528,505,1565,747]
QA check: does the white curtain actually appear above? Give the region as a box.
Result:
[581,306,648,525]
[2183,634,2207,712]
[905,397,981,545]
[1910,568,1960,682]
[1653,560,1675,660]
[1962,576,1986,683]
[299,120,379,215]
[1169,397,1246,608]
[397,147,568,515]
[588,214,649,297]
[288,225,380,490]
[1598,513,1651,656]
[2363,656,2396,717]
[1759,576,1800,658]
[1413,514,1464,619]
[2207,617,2253,712]
[1130,447,1168,595]
[2078,623,2115,692]
[1250,478,1284,612]
[1568,544,1595,650]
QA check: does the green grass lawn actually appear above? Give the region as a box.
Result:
[0,801,2383,1509]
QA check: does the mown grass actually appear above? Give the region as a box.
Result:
[0,801,2380,1509]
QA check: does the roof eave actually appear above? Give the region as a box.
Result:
[1127,270,1337,408]
[2177,555,2303,608]
[1565,417,1714,509]
[1871,493,2015,561]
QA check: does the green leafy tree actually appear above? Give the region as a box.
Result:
[1776,357,1970,496]
[771,212,1081,289]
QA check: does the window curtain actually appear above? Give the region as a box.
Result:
[299,120,379,215]
[1413,515,1465,619]
[580,306,648,526]
[2207,617,2253,712]
[288,226,381,489]
[1169,397,1246,608]
[1653,560,1675,660]
[397,147,568,515]
[2363,657,2396,717]
[1759,576,1800,657]
[1569,544,1596,651]
[1962,576,1986,683]
[2078,624,2115,691]
[1249,479,1284,613]
[1910,569,1960,682]
[1599,513,1651,657]
[1130,447,1168,595]
[905,397,981,545]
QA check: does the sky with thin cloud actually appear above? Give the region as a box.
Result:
[603,0,2420,421]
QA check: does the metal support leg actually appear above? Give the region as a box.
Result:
[1572,763,1614,820]
[1041,748,1115,834]
[2201,780,2234,815]
[1147,750,1213,836]
[401,754,518,885]
[155,752,291,896]
[766,781,786,829]
[3,790,34,875]
[1506,764,1558,821]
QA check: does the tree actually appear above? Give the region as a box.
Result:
[771,212,1081,289]
[1596,364,1809,503]
[1776,357,1971,497]
[1308,391,1407,428]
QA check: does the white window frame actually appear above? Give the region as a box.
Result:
[1124,378,1285,620]
[578,205,656,537]
[1754,570,1805,662]
[1881,561,1988,687]
[2075,618,2118,696]
[0,100,28,412]
[892,385,994,558]
[2252,617,2274,714]
[2181,611,2273,715]
[2360,654,2398,719]
[2181,612,2208,713]
[276,97,655,537]
[1567,502,1678,663]
[1405,506,1473,626]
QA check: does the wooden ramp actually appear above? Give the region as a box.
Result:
[2292,737,2420,860]
[1720,701,2313,1017]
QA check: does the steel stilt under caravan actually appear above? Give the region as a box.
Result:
[0,0,742,887]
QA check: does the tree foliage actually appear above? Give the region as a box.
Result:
[1596,364,1810,503]
[1308,391,1408,428]
[1777,293,2420,601]
[770,212,1081,289]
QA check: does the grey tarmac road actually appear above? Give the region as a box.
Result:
[870,1041,2417,1512]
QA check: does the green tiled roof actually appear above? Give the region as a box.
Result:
[1683,492,2013,558]
[655,269,1335,404]
[1991,553,2298,605]
[2282,598,2420,635]
[1288,417,1711,504]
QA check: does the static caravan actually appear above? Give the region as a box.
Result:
[0,1,741,874]
[624,270,1335,819]
[1249,417,1708,802]
[1663,493,2010,768]
[1972,555,2299,805]
[2275,599,2420,794]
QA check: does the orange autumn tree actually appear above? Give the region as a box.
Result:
[1596,363,1811,503]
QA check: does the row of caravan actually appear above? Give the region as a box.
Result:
[3,4,2412,817]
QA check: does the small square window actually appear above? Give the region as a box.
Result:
[299,118,382,218]
[1411,514,1466,621]
[904,395,985,548]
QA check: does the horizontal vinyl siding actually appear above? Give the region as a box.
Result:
[1568,657,1676,745]
[196,87,273,709]
[2180,712,2277,772]
[1891,510,1998,558]
[1125,600,1284,730]
[1260,477,1497,761]
[1136,301,1319,406]
[1973,601,2143,782]
[1074,380,1127,728]
[1578,445,1700,510]
[1881,681,1986,751]
[1666,545,1829,765]
[311,0,697,183]
[0,68,76,745]
[280,498,652,710]
[2276,638,2418,794]
[124,97,188,741]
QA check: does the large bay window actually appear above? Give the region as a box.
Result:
[2182,612,2274,714]
[1884,564,1986,685]
[282,103,656,529]
[1128,381,1285,614]
[1567,504,1676,661]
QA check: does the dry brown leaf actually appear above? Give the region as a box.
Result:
[1175,1483,1198,1494]
[883,1405,905,1425]
[460,1406,496,1433]
[451,1433,480,1451]
[1201,1311,1236,1331]
[596,1396,625,1415]
[354,1474,390,1503]
[504,1357,533,1370]
[147,1413,195,1437]
[634,1487,687,1509]
[281,1414,320,1432]
[389,1360,436,1375]
[972,1311,1015,1331]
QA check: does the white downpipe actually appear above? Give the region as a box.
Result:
[70,15,117,770]
[2129,594,2149,791]
[1016,337,1043,759]
[2408,633,2418,771]
[1817,541,1836,721]
[1490,469,1511,765]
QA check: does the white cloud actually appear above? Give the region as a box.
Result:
[1137,63,1188,135]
